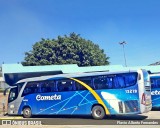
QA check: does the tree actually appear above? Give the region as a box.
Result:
[150,61,160,66]
[22,33,110,66]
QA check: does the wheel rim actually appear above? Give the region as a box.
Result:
[24,109,30,116]
[94,109,102,117]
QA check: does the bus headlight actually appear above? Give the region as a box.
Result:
[10,104,14,109]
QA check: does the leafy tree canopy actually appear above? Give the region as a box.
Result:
[150,61,160,65]
[22,33,110,66]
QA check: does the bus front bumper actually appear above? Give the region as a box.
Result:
[8,107,19,115]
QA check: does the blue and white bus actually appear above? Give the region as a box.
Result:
[150,73,160,108]
[8,69,152,119]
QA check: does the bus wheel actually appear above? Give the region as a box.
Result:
[23,107,32,118]
[91,105,105,120]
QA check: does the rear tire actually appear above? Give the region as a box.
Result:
[23,107,32,118]
[91,105,105,120]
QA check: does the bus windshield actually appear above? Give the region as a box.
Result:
[8,83,24,103]
[8,87,18,103]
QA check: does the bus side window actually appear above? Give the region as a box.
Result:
[157,79,160,88]
[151,79,159,88]
[50,81,58,92]
[117,76,125,88]
[75,77,91,91]
[40,82,47,93]
[154,79,160,88]
[125,73,137,87]
[93,77,100,90]
[22,82,38,97]
[151,79,157,88]
[75,81,87,90]
[113,76,125,89]
[113,77,119,89]
[57,80,74,92]
[93,76,107,90]
[151,79,154,88]
[40,81,55,93]
[57,81,64,91]
[106,77,113,89]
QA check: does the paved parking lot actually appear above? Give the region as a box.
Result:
[0,110,160,127]
[143,110,160,119]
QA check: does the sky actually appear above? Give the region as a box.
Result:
[0,0,160,66]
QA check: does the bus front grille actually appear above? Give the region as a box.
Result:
[124,100,139,113]
[145,86,151,91]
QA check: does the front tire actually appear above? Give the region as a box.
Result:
[91,105,105,120]
[23,107,32,118]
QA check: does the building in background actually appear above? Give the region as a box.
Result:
[0,67,8,89]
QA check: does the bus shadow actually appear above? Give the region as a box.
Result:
[32,114,148,120]
[105,115,148,120]
[32,115,93,119]
[152,108,160,111]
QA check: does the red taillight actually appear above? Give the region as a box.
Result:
[141,93,146,105]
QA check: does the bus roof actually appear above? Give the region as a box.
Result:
[149,73,160,77]
[16,70,139,84]
[2,64,123,86]
[125,65,160,73]
[3,63,158,86]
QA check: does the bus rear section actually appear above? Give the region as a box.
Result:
[150,74,160,108]
[138,69,152,113]
[98,70,151,115]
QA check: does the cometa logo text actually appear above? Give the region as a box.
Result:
[36,94,61,101]
[151,90,160,95]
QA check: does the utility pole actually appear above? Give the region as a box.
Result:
[119,41,127,67]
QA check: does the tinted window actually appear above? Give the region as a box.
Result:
[106,77,113,89]
[16,82,24,93]
[93,73,137,90]
[151,78,160,88]
[40,81,56,93]
[94,75,123,89]
[113,76,125,88]
[93,76,108,89]
[22,82,39,96]
[8,87,18,103]
[124,73,137,86]
[75,77,92,90]
[115,73,137,88]
[49,81,57,92]
[22,80,57,96]
[57,79,75,92]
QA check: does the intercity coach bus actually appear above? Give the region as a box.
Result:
[7,69,152,119]
[150,73,160,108]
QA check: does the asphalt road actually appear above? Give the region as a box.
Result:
[1,110,160,126]
[33,110,160,125]
[0,109,159,128]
